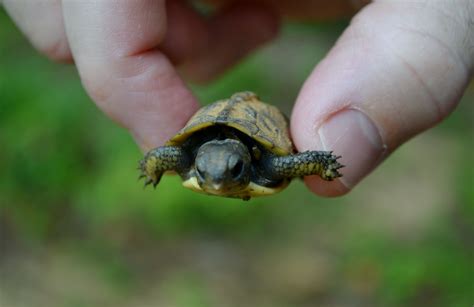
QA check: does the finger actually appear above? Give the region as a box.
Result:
[291,0,474,196]
[161,1,280,82]
[159,0,209,65]
[62,0,199,151]
[205,0,368,20]
[184,1,279,82]
[3,0,71,61]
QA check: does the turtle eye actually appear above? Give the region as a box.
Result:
[230,160,244,179]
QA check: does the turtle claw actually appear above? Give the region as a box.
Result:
[143,178,153,188]
[139,173,160,189]
[138,146,187,190]
[138,162,161,189]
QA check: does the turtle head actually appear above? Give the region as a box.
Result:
[194,139,251,195]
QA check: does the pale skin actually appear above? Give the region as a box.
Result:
[3,0,473,197]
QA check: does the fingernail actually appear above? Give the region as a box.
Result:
[318,109,386,188]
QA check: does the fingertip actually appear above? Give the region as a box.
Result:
[292,107,387,196]
[292,1,472,197]
[320,109,386,188]
[38,38,73,63]
[304,177,350,197]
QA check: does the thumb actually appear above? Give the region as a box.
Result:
[291,1,474,196]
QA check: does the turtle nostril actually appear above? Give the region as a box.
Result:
[231,160,244,179]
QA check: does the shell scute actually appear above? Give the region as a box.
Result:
[167,92,293,156]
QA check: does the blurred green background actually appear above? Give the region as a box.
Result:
[1,8,473,307]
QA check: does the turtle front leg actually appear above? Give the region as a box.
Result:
[139,146,189,187]
[266,151,343,181]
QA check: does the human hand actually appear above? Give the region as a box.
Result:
[2,0,279,150]
[279,0,474,196]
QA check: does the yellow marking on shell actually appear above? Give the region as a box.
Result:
[225,122,290,156]
[182,177,287,199]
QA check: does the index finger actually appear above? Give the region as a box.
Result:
[62,0,199,151]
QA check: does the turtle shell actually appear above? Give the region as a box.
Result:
[166,92,294,156]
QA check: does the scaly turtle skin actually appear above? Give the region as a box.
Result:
[139,92,343,200]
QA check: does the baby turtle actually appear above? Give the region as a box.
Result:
[139,92,343,200]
